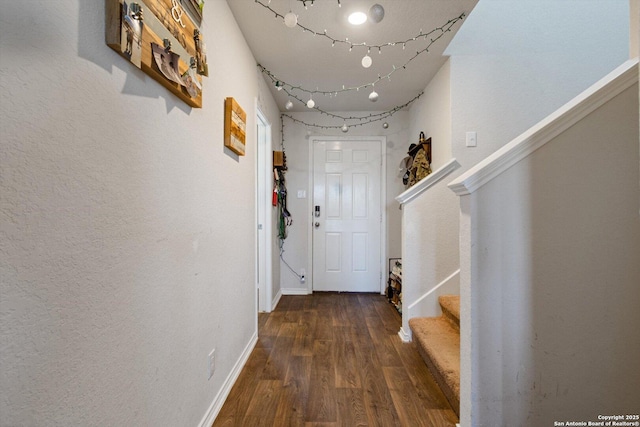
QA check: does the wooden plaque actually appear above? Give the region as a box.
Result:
[273,151,284,168]
[105,0,205,108]
[224,98,247,156]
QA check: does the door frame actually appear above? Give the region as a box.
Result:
[255,102,273,312]
[307,135,387,294]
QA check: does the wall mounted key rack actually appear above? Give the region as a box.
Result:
[106,0,207,108]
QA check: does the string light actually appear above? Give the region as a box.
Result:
[361,54,372,68]
[274,79,422,122]
[254,0,464,54]
[279,92,420,149]
[256,13,464,97]
[256,3,460,130]
[281,115,394,150]
[284,11,297,28]
[296,0,341,6]
[280,91,424,130]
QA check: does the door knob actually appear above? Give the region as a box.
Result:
[315,222,320,228]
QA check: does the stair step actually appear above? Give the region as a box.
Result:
[439,295,460,330]
[409,316,460,416]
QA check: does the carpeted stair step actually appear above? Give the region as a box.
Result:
[409,306,460,416]
[409,317,460,415]
[439,295,460,331]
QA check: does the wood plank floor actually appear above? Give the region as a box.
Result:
[212,293,459,427]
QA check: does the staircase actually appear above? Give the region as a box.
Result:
[409,295,460,416]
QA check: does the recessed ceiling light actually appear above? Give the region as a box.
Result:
[348,11,367,25]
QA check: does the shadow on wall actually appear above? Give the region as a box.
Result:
[78,1,112,72]
[527,88,640,424]
[470,83,640,424]
[78,1,191,114]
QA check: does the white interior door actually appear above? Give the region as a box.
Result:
[256,106,272,312]
[312,138,382,292]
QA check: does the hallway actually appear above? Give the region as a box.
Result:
[213,293,458,426]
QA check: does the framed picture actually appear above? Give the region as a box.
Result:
[224,97,246,156]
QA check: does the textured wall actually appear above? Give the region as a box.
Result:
[631,0,639,58]
[408,60,453,172]
[470,83,639,426]
[437,1,630,423]
[0,1,280,425]
[404,0,629,334]
[402,60,461,335]
[446,0,630,171]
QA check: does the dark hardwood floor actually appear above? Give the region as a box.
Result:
[212,292,458,427]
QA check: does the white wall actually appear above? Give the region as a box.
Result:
[408,60,453,171]
[446,0,631,170]
[631,0,639,58]
[0,1,280,426]
[442,2,632,424]
[465,82,639,426]
[403,0,630,340]
[278,112,409,293]
[401,60,462,337]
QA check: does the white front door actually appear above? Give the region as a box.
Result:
[312,138,383,292]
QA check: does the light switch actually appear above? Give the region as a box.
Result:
[466,131,477,147]
[297,190,306,199]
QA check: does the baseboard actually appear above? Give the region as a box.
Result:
[197,332,258,427]
[271,288,282,310]
[281,287,310,295]
[398,327,412,343]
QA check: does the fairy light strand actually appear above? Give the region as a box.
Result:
[254,0,464,54]
[274,80,406,122]
[280,113,290,147]
[256,13,464,96]
[280,91,424,130]
[297,0,341,8]
[272,79,424,122]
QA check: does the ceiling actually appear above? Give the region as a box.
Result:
[226,0,478,113]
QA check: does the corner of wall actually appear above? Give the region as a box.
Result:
[198,333,259,427]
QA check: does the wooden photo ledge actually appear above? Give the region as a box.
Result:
[105,0,207,108]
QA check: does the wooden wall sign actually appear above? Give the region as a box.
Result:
[224,98,247,156]
[105,0,207,108]
[273,151,284,168]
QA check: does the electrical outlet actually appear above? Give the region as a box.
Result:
[208,348,216,380]
[300,268,306,284]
